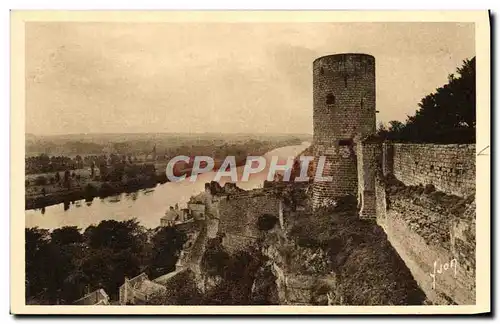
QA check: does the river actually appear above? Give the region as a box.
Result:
[25,142,311,230]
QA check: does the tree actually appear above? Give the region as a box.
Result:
[85,219,146,253]
[25,228,51,302]
[25,220,155,305]
[90,162,95,179]
[378,57,475,143]
[51,226,83,246]
[64,170,70,183]
[34,176,47,186]
[75,155,83,169]
[148,226,187,278]
[81,248,141,300]
[107,163,125,182]
[26,227,50,264]
[377,120,406,142]
[80,220,150,300]
[84,184,97,201]
[99,163,108,181]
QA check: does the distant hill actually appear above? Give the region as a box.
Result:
[25,132,312,157]
[25,133,37,140]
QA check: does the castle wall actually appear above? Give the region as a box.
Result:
[312,54,376,145]
[375,176,387,226]
[311,149,358,208]
[375,143,476,304]
[357,141,382,219]
[450,201,476,301]
[217,191,281,253]
[380,197,475,305]
[311,53,376,208]
[389,143,475,197]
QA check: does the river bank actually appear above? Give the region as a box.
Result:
[25,160,243,210]
[25,176,161,210]
[25,142,311,230]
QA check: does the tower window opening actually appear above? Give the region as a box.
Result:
[320,67,324,75]
[326,93,336,105]
[338,139,353,146]
[344,75,348,88]
[361,98,364,109]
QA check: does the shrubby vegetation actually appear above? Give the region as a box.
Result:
[288,196,426,305]
[25,220,187,305]
[378,57,475,143]
[199,236,277,305]
[146,236,277,305]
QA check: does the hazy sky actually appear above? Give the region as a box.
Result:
[25,22,475,135]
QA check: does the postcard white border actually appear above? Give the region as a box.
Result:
[10,10,491,315]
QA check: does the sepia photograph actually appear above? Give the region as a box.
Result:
[10,10,490,315]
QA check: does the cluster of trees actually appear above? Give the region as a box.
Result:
[378,57,475,143]
[30,170,79,189]
[27,138,297,182]
[27,137,303,173]
[211,139,297,165]
[27,161,159,190]
[25,219,187,305]
[154,138,302,166]
[99,162,157,183]
[25,155,77,174]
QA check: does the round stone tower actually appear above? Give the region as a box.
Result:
[311,53,376,209]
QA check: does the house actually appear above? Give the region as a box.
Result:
[161,206,183,226]
[161,205,194,227]
[118,273,166,305]
[187,203,205,220]
[73,289,110,305]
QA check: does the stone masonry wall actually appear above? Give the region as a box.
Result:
[389,143,475,197]
[357,141,382,219]
[376,143,476,304]
[311,149,357,208]
[450,201,476,301]
[218,191,281,253]
[313,54,376,145]
[380,198,475,305]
